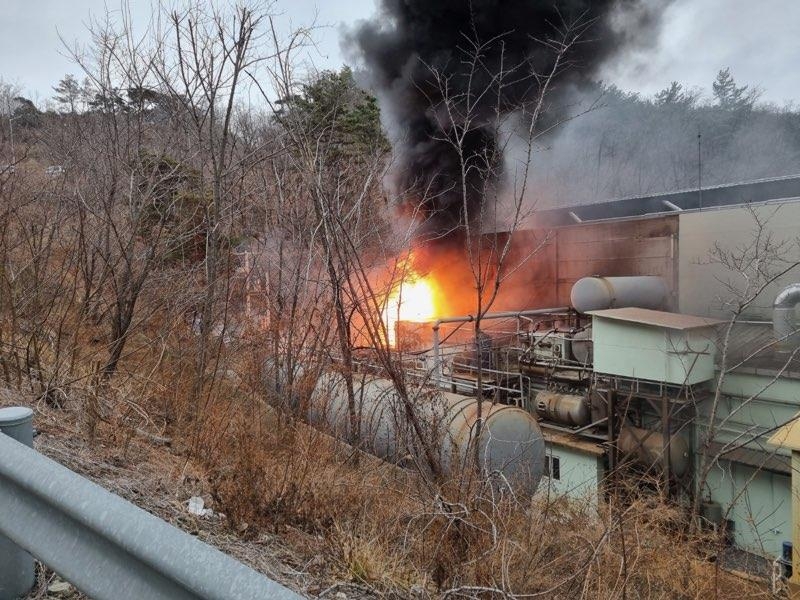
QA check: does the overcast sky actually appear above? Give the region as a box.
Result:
[1,0,798,106]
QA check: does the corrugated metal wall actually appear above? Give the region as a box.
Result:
[491,215,678,311]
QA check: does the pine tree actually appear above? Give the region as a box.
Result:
[712,68,759,111]
[53,75,82,114]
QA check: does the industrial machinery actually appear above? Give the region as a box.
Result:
[424,275,702,497]
[267,275,708,503]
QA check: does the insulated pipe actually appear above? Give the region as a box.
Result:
[617,426,690,478]
[0,407,35,600]
[570,276,669,314]
[310,373,546,495]
[774,283,800,350]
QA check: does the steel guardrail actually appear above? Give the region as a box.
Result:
[0,411,303,600]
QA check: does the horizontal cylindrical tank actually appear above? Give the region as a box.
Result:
[617,426,690,478]
[570,327,593,364]
[534,391,591,427]
[311,372,545,495]
[571,276,669,314]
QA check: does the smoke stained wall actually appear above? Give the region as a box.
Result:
[349,0,669,240]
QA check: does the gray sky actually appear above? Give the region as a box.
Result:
[603,0,800,106]
[1,0,798,106]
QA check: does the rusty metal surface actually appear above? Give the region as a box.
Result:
[485,215,678,312]
[554,216,678,308]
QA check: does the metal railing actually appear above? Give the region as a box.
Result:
[0,407,302,600]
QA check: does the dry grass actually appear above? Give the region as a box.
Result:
[2,368,776,600]
[0,307,777,600]
[183,375,772,599]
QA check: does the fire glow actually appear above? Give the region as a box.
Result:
[383,269,437,347]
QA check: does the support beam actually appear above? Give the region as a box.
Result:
[0,407,35,599]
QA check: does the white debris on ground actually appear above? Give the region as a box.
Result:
[46,579,74,597]
[187,495,214,517]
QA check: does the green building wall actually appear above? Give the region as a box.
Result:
[695,370,800,557]
[540,443,604,502]
[702,458,791,557]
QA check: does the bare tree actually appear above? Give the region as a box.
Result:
[143,2,279,428]
[689,204,800,557]
[56,10,207,385]
[419,18,590,469]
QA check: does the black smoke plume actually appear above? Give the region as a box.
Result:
[350,0,666,239]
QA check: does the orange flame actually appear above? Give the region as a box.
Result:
[383,265,438,347]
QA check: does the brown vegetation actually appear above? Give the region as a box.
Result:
[0,2,779,598]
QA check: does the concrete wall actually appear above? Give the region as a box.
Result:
[678,202,800,320]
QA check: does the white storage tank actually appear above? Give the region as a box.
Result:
[310,372,546,496]
[571,276,669,314]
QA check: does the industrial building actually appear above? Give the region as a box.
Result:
[397,174,800,563]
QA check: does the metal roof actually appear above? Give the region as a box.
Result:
[530,174,800,227]
[543,429,605,456]
[587,307,725,330]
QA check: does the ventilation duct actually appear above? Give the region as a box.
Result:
[774,283,800,350]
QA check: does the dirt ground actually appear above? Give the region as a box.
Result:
[0,387,371,600]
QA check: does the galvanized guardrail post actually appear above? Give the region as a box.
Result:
[0,406,303,600]
[0,406,36,600]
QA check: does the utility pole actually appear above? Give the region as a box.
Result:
[697,132,703,209]
[9,115,16,164]
[6,97,20,165]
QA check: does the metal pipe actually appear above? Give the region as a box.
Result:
[662,199,683,211]
[432,325,443,384]
[430,308,569,380]
[434,308,569,327]
[0,407,35,600]
[774,283,800,349]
